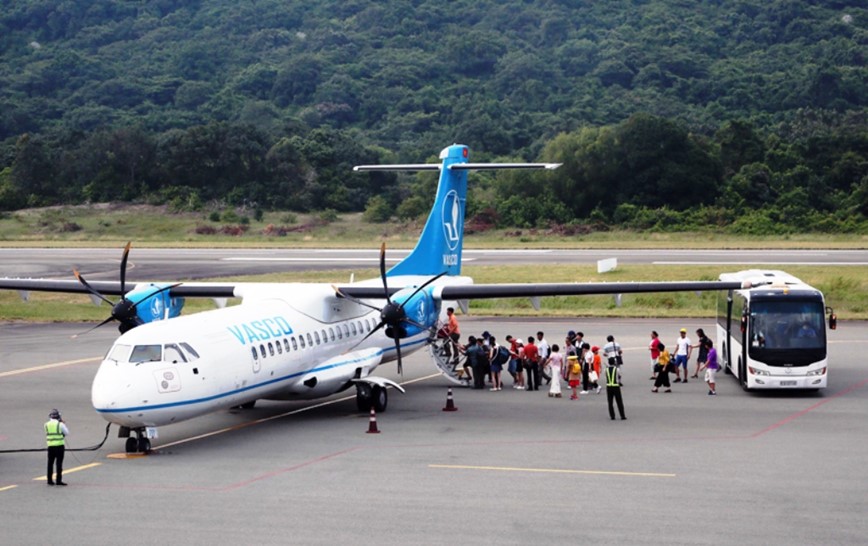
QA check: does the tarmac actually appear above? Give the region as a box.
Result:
[2,317,867,545]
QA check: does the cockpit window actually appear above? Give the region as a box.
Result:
[164,343,187,364]
[180,342,200,360]
[130,344,163,363]
[107,344,131,363]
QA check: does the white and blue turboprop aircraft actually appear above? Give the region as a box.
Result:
[0,144,747,453]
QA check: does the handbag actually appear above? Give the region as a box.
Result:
[589,370,598,382]
[615,355,623,366]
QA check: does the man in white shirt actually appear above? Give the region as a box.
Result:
[673,328,692,383]
[536,331,551,385]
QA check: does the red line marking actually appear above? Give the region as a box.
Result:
[220,447,360,491]
[751,377,868,438]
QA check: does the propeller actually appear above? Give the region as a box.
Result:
[71,242,180,337]
[335,243,445,375]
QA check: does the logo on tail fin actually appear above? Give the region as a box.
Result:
[442,190,461,252]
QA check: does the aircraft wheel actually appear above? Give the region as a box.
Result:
[356,384,373,413]
[138,438,151,453]
[125,437,138,453]
[372,386,388,413]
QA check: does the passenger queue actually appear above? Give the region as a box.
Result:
[441,324,722,421]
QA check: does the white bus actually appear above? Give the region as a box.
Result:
[716,270,836,390]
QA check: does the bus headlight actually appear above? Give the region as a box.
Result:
[806,367,827,376]
[748,367,770,376]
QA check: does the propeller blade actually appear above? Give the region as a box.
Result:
[119,241,131,295]
[331,285,381,311]
[379,243,391,304]
[402,317,428,331]
[70,316,116,339]
[394,337,403,376]
[73,270,114,305]
[398,271,447,311]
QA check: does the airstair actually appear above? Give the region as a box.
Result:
[427,334,472,387]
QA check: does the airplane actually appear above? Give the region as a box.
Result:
[0,144,749,453]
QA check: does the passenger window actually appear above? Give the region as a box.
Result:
[276,341,282,354]
[343,324,350,338]
[251,347,258,360]
[259,345,266,358]
[283,339,290,352]
[130,345,162,363]
[321,329,327,344]
[299,335,306,349]
[314,331,321,345]
[291,336,298,350]
[268,342,274,356]
[306,333,313,347]
[337,326,343,340]
[351,322,358,336]
[329,327,335,342]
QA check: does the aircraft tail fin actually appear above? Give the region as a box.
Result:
[354,145,559,277]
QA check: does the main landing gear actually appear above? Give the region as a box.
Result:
[356,383,388,413]
[119,426,152,454]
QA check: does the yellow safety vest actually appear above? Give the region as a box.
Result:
[606,366,619,387]
[45,420,64,447]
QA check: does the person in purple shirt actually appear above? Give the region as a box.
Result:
[700,339,719,395]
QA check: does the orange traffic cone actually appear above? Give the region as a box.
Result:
[442,387,458,412]
[366,406,380,434]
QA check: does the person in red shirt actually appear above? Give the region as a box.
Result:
[522,335,540,391]
[648,330,661,381]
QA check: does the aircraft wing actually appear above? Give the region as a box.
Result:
[337,280,746,300]
[0,278,237,298]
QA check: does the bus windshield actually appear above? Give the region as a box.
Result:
[748,298,826,364]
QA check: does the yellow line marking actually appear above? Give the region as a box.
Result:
[0,357,100,378]
[429,464,676,478]
[32,462,101,481]
[109,373,444,455]
[0,485,17,492]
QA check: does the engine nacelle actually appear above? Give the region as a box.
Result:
[127,283,186,324]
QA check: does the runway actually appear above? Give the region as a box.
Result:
[2,247,866,281]
[2,318,866,545]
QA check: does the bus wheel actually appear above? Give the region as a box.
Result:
[739,359,749,391]
[723,342,732,375]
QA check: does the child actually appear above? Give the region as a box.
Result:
[590,345,602,394]
[567,354,582,400]
[652,343,672,393]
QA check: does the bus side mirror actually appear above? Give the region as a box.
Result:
[827,307,837,330]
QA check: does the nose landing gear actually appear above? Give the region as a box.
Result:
[120,426,153,454]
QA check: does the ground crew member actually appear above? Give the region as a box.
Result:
[45,409,69,486]
[605,365,627,421]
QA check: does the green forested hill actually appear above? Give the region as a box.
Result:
[0,0,866,233]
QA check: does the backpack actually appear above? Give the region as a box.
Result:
[493,345,509,366]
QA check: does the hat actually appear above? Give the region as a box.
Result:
[680,328,687,333]
[591,346,599,352]
[567,330,576,338]
[481,331,491,338]
[49,409,60,419]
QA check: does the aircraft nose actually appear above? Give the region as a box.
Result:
[91,360,127,416]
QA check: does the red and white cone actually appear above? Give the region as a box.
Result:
[442,387,458,412]
[366,406,380,434]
